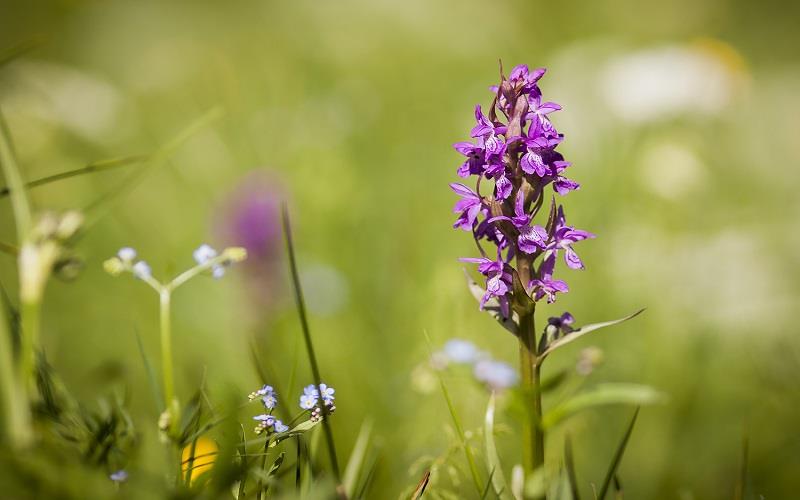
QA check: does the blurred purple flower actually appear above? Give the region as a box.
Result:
[214,171,284,305]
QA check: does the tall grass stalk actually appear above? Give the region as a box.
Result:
[0,108,34,447]
[280,204,342,487]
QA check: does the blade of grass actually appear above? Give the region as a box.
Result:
[134,328,164,412]
[481,467,496,499]
[354,454,379,499]
[0,108,31,244]
[343,419,373,498]
[82,107,224,230]
[484,393,512,500]
[281,204,341,484]
[0,154,147,198]
[564,436,580,500]
[597,408,639,500]
[424,330,483,496]
[410,470,431,500]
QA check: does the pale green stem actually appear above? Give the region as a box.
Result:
[0,296,32,448]
[159,288,177,430]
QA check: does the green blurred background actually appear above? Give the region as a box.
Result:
[1,0,799,497]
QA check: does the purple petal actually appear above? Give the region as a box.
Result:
[453,142,477,155]
[520,151,548,177]
[554,177,580,195]
[450,183,478,199]
[564,247,584,269]
[538,102,562,115]
[518,225,548,254]
[495,175,512,200]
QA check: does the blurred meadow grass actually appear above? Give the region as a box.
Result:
[1,0,799,497]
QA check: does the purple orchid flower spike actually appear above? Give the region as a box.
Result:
[452,62,588,310]
[529,254,569,304]
[450,183,484,231]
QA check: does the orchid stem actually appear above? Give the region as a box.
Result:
[519,308,545,493]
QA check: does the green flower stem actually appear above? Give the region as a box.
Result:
[519,309,545,486]
[159,288,176,424]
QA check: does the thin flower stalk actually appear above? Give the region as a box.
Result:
[105,244,246,438]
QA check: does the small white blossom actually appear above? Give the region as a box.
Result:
[117,247,137,262]
[131,261,152,280]
[193,244,218,265]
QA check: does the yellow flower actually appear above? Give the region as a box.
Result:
[181,436,218,484]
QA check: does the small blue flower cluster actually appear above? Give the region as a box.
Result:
[248,385,289,435]
[299,383,336,422]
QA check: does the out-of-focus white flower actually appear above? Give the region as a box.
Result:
[600,42,743,123]
[117,247,137,263]
[131,261,152,280]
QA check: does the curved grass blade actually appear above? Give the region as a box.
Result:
[410,470,431,500]
[481,467,496,499]
[82,107,224,230]
[424,330,483,496]
[281,204,341,482]
[538,310,644,362]
[543,384,662,429]
[564,436,580,500]
[0,155,147,199]
[134,328,164,412]
[0,108,32,241]
[597,408,639,500]
[343,419,373,498]
[484,393,512,500]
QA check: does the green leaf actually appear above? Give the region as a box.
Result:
[538,309,645,362]
[134,329,164,412]
[597,408,639,500]
[542,384,663,429]
[423,329,484,496]
[343,419,373,498]
[484,393,513,500]
[564,436,580,500]
[465,270,519,336]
